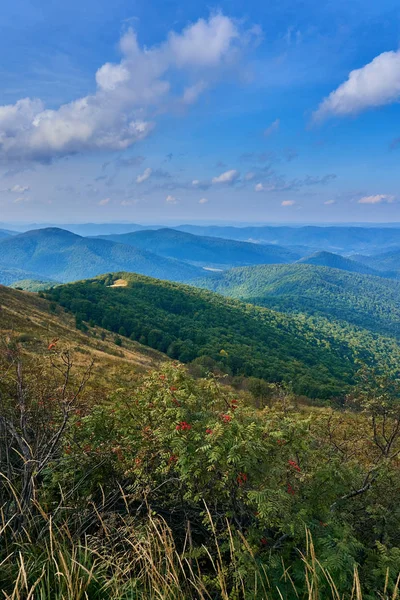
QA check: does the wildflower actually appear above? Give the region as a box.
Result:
[287,484,295,496]
[288,460,301,472]
[176,421,192,431]
[237,472,248,486]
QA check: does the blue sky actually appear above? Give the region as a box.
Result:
[1,0,400,224]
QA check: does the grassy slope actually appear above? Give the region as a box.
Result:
[46,272,400,399]
[200,263,400,339]
[0,285,165,387]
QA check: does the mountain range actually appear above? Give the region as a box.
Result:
[0,227,205,283]
[201,263,400,340]
[96,228,301,268]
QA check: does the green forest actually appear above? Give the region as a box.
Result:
[46,272,400,399]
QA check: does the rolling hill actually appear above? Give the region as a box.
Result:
[46,271,400,399]
[296,251,383,276]
[0,228,206,283]
[352,248,400,277]
[96,228,301,268]
[200,263,400,339]
[0,267,55,286]
[176,225,400,253]
[0,284,164,379]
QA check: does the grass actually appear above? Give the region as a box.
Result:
[0,285,166,391]
[1,500,399,600]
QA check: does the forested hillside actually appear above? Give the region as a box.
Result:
[296,250,382,276]
[0,227,205,283]
[97,228,300,267]
[46,271,400,399]
[201,264,400,339]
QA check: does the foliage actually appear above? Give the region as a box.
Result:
[1,350,400,597]
[44,272,373,399]
[201,263,400,339]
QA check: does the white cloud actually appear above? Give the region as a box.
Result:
[212,169,239,184]
[244,171,255,181]
[121,199,139,206]
[358,194,395,204]
[9,184,30,193]
[314,50,400,121]
[255,182,274,192]
[166,194,178,204]
[0,13,255,162]
[192,179,200,186]
[281,200,296,206]
[98,197,111,206]
[182,81,207,104]
[136,167,152,184]
[199,197,208,204]
[264,118,280,137]
[13,196,29,204]
[324,199,336,205]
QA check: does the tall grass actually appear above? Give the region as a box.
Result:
[1,504,399,600]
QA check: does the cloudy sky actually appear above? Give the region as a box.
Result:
[1,0,400,224]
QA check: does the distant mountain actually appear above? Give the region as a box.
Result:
[176,225,400,253]
[352,249,400,277]
[199,263,400,339]
[296,251,383,276]
[0,267,54,286]
[0,229,14,239]
[0,223,152,236]
[0,228,206,283]
[9,279,56,292]
[97,228,301,268]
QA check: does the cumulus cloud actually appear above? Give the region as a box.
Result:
[264,118,280,137]
[212,169,239,184]
[199,197,208,204]
[8,184,30,193]
[0,13,255,162]
[281,200,296,206]
[136,167,152,184]
[314,49,400,121]
[166,194,178,204]
[324,199,336,205]
[98,197,111,206]
[358,194,395,204]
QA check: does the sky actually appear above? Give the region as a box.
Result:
[1,0,400,224]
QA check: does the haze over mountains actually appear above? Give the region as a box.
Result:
[96,228,300,268]
[2,224,400,287]
[0,227,204,284]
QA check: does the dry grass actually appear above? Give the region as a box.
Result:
[0,285,166,382]
[1,503,399,600]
